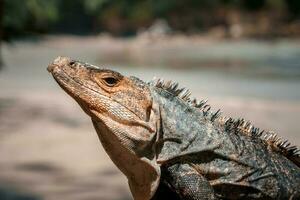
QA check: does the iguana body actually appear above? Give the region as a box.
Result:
[48,57,300,200]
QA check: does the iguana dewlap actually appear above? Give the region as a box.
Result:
[48,56,300,200]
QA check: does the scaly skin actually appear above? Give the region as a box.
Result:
[48,56,300,200]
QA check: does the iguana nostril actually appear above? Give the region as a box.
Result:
[69,60,76,66]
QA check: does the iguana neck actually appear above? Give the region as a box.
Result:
[92,119,160,200]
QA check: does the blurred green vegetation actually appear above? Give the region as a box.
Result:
[1,0,300,39]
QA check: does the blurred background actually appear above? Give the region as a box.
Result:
[0,0,299,199]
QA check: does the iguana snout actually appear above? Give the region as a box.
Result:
[47,56,71,72]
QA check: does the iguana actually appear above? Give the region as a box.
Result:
[47,56,300,200]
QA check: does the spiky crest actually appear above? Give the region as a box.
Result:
[149,78,300,167]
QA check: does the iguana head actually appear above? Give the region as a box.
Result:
[48,56,161,200]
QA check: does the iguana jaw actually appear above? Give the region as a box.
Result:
[48,56,161,200]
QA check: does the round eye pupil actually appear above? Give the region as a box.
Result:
[103,77,117,86]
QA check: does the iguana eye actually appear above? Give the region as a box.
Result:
[103,77,118,87]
